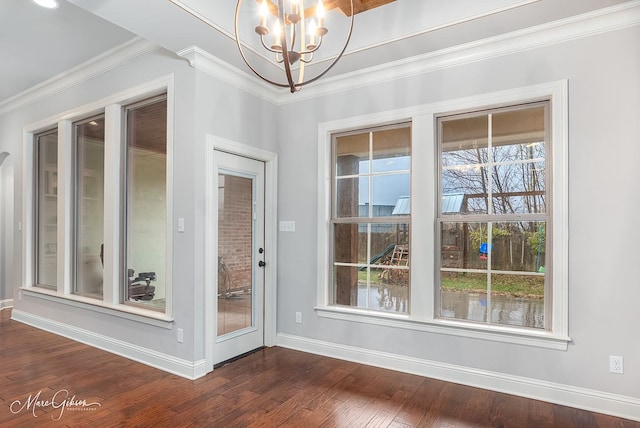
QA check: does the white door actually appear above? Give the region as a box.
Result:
[213,151,265,365]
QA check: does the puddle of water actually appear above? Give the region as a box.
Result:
[357,285,544,329]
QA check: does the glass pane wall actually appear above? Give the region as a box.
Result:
[124,96,167,309]
[74,116,105,297]
[35,129,58,288]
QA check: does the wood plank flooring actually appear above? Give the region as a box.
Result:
[0,308,637,427]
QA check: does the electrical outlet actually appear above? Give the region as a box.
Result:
[295,312,302,324]
[610,355,623,374]
[177,328,184,343]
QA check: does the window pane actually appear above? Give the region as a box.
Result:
[440,222,488,270]
[441,115,488,167]
[334,264,359,306]
[336,176,369,218]
[372,174,410,215]
[491,274,544,329]
[492,107,545,156]
[490,221,546,273]
[440,272,488,322]
[492,141,545,163]
[491,162,546,214]
[35,130,58,288]
[334,223,367,264]
[370,224,409,265]
[442,166,488,214]
[336,133,369,176]
[75,117,105,297]
[125,97,167,309]
[218,173,253,334]
[371,127,410,173]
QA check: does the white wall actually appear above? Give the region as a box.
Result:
[0,45,277,375]
[274,24,640,407]
[0,152,13,304]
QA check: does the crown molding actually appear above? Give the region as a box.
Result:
[179,0,640,105]
[280,0,640,103]
[176,46,279,103]
[2,1,639,112]
[0,37,159,116]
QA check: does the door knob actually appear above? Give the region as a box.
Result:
[258,260,266,267]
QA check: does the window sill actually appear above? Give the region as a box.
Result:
[315,305,571,351]
[21,287,174,329]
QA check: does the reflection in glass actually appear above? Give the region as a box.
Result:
[218,174,254,336]
[35,130,58,288]
[75,116,105,297]
[440,273,488,322]
[491,274,544,328]
[125,96,167,309]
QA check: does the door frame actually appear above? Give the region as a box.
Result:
[204,135,278,373]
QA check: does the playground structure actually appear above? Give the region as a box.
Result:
[364,243,409,284]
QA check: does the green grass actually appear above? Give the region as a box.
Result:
[357,269,544,298]
[442,273,544,298]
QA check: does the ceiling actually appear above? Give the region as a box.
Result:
[0,0,629,105]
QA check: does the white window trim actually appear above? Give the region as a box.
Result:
[22,75,175,324]
[317,80,570,350]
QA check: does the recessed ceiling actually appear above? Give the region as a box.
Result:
[0,0,134,104]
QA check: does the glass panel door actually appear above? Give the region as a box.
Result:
[213,151,265,364]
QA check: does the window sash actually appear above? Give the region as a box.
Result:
[436,102,551,330]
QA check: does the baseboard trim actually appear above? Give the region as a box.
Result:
[0,299,13,310]
[11,309,206,380]
[276,333,640,422]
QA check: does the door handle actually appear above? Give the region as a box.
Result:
[258,260,266,267]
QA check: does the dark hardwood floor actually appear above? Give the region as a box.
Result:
[0,308,637,427]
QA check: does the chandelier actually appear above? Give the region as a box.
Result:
[235,0,354,93]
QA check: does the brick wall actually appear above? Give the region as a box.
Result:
[218,174,253,292]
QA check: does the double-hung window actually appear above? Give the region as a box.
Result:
[437,102,549,329]
[331,124,411,313]
[27,81,171,317]
[319,82,568,348]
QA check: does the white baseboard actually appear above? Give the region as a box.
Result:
[277,333,640,422]
[11,309,207,380]
[0,299,13,310]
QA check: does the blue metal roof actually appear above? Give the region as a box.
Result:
[442,193,465,213]
[392,196,410,215]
